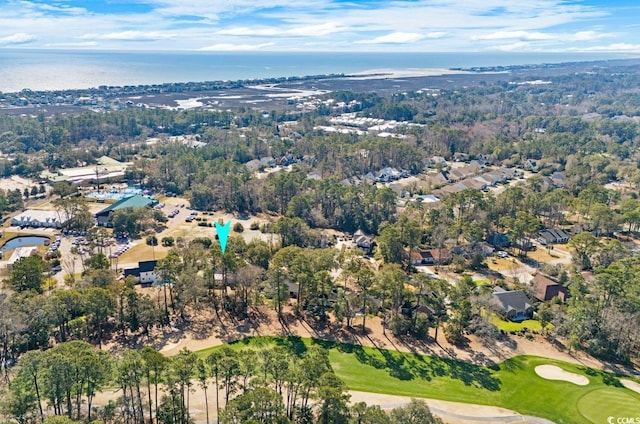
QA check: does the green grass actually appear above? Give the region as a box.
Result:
[490,314,544,332]
[577,388,640,423]
[194,336,640,424]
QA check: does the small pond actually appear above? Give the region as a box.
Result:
[1,236,50,252]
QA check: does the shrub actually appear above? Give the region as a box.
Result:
[250,221,260,231]
[233,222,244,233]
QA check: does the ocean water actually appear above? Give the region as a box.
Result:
[0,49,629,93]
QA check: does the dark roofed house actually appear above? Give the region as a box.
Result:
[124,260,158,286]
[538,228,570,244]
[487,232,510,248]
[353,230,375,253]
[532,273,568,302]
[493,288,534,321]
[95,195,157,226]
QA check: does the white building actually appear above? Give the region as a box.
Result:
[11,209,71,229]
[6,247,37,269]
[124,260,159,285]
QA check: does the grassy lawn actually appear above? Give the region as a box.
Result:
[577,388,640,423]
[490,314,544,332]
[118,241,168,263]
[195,336,640,424]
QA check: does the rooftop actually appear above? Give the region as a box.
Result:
[96,195,156,216]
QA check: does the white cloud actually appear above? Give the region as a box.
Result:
[473,30,555,41]
[0,0,630,52]
[0,32,37,44]
[199,42,275,51]
[357,32,425,44]
[218,22,347,37]
[44,41,98,48]
[88,31,177,41]
[494,41,538,51]
[571,43,640,52]
[567,31,612,41]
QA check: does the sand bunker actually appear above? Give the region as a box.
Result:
[621,379,640,394]
[535,365,589,386]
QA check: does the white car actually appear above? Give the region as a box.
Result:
[497,251,509,258]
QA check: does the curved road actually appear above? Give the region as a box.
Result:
[348,392,557,424]
[429,407,556,424]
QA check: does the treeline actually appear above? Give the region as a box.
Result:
[1,340,444,424]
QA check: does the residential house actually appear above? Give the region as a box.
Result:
[260,156,276,168]
[447,167,469,182]
[124,260,159,285]
[459,177,486,191]
[414,194,440,204]
[499,167,521,180]
[550,172,567,187]
[492,288,535,321]
[278,154,296,166]
[287,281,299,299]
[432,184,465,198]
[538,228,570,245]
[353,230,375,253]
[419,248,452,265]
[453,152,469,162]
[376,167,402,182]
[468,159,485,170]
[474,175,495,187]
[523,159,538,172]
[339,176,362,186]
[363,172,377,184]
[447,162,481,182]
[487,232,510,248]
[244,159,262,172]
[429,156,448,167]
[513,237,535,252]
[532,273,569,302]
[452,242,495,258]
[423,172,448,188]
[476,154,493,166]
[483,171,506,185]
[401,300,434,319]
[410,251,425,266]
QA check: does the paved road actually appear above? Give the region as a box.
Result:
[429,407,556,424]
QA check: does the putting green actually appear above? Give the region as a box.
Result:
[577,388,640,423]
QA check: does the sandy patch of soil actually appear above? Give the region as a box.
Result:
[534,364,589,385]
[0,175,37,192]
[621,379,640,394]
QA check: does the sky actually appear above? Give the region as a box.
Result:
[1,0,640,52]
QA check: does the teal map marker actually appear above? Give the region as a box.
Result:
[214,220,231,254]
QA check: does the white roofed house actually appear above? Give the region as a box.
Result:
[6,247,38,270]
[11,209,71,229]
